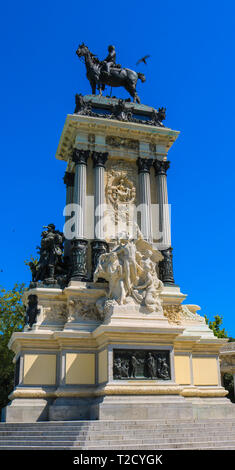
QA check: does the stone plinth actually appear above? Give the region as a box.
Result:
[2,96,235,423]
[3,280,234,422]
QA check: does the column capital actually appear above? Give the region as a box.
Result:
[63,171,74,187]
[72,148,90,166]
[92,151,108,168]
[153,160,170,176]
[137,158,153,174]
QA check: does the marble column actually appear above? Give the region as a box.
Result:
[70,149,90,281]
[153,160,174,284]
[72,149,89,238]
[63,171,74,258]
[137,158,153,242]
[91,151,109,277]
[92,151,108,240]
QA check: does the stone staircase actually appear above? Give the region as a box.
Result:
[0,419,235,450]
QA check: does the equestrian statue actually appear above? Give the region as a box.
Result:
[76,44,146,103]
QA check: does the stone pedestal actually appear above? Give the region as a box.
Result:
[3,96,235,423]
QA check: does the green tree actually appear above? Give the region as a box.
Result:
[205,314,235,403]
[0,284,25,411]
[204,314,228,338]
[223,373,235,403]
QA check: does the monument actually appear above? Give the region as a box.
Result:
[2,44,235,422]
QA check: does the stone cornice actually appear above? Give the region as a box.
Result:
[55,114,180,162]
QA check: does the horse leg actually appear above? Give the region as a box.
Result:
[124,81,140,104]
[97,81,103,96]
[90,80,96,95]
[134,93,140,104]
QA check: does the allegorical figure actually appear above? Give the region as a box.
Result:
[25,294,40,329]
[128,354,139,378]
[158,357,170,380]
[29,223,66,284]
[37,224,64,281]
[113,357,129,379]
[144,352,156,379]
[94,251,125,304]
[113,239,138,296]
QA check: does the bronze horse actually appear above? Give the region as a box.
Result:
[76,44,146,103]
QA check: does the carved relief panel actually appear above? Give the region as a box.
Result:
[105,160,137,238]
[113,349,171,380]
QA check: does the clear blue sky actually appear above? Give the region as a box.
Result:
[0,1,235,336]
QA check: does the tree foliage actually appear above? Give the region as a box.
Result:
[204,314,228,338]
[204,314,235,403]
[0,284,25,411]
[223,373,235,403]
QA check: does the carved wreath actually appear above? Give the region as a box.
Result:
[106,174,136,207]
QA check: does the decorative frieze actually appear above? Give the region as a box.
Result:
[113,349,171,380]
[42,302,67,323]
[106,135,139,151]
[163,304,206,324]
[163,304,182,324]
[68,298,103,322]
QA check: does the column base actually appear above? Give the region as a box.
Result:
[70,238,88,281]
[159,247,175,284]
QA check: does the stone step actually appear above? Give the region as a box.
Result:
[1,419,235,450]
[0,441,235,450]
[0,430,235,441]
[1,434,235,447]
[1,426,235,436]
[1,419,235,428]
[1,422,235,432]
[76,435,235,446]
[78,440,235,450]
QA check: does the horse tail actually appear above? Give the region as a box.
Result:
[138,72,146,83]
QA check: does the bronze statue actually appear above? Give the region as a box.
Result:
[25,294,40,329]
[29,224,68,286]
[103,45,117,74]
[76,43,146,103]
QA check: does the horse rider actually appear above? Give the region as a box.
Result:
[103,45,116,74]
